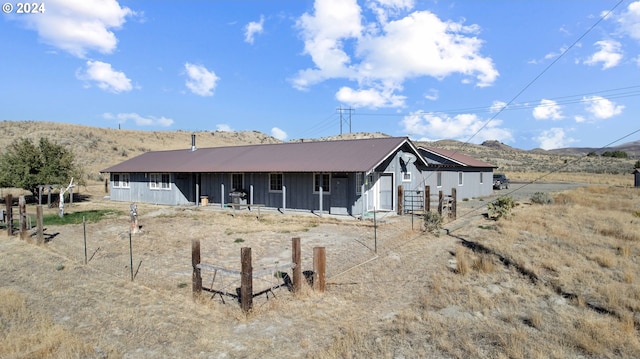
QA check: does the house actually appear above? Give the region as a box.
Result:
[634,168,640,188]
[101,136,495,216]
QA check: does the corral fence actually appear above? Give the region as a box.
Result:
[192,237,326,313]
[398,185,457,223]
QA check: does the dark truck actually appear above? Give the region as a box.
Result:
[493,173,510,190]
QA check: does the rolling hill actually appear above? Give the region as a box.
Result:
[0,121,637,184]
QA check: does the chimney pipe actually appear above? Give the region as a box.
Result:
[191,134,197,151]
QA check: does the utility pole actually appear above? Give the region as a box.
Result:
[337,106,354,135]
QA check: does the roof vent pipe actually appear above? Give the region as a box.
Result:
[191,134,197,152]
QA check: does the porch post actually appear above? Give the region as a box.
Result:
[249,184,254,205]
[221,183,225,208]
[282,185,286,213]
[319,186,323,216]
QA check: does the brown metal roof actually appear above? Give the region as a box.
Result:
[102,137,421,173]
[419,146,497,168]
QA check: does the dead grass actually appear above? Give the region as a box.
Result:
[0,288,106,359]
[2,181,640,357]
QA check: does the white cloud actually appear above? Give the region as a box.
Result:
[583,95,624,119]
[424,88,439,101]
[271,127,288,141]
[77,60,132,93]
[103,112,173,127]
[184,63,219,96]
[535,128,575,150]
[490,101,508,113]
[584,40,623,69]
[616,1,640,41]
[532,99,564,120]
[336,86,406,108]
[244,15,265,44]
[18,0,134,58]
[293,0,498,106]
[216,124,233,132]
[400,111,513,144]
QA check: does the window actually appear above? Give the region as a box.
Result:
[355,173,364,195]
[402,172,411,182]
[231,173,244,191]
[480,172,484,184]
[113,173,130,188]
[150,173,171,190]
[314,173,331,193]
[269,173,283,192]
[458,172,463,186]
[436,172,442,187]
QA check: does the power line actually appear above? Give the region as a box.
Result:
[337,106,354,135]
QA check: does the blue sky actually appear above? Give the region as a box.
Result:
[1,0,639,150]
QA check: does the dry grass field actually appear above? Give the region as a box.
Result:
[1,181,640,358]
[1,121,640,358]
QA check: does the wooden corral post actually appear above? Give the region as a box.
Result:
[192,239,202,299]
[19,196,27,240]
[438,190,443,217]
[292,237,302,292]
[397,185,404,215]
[36,205,44,244]
[240,247,253,312]
[425,186,430,213]
[5,194,12,236]
[450,188,457,220]
[313,247,326,292]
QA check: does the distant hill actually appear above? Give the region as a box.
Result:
[0,121,636,183]
[0,121,280,181]
[544,140,640,157]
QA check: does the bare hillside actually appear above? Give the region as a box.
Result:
[0,121,281,180]
[0,121,636,184]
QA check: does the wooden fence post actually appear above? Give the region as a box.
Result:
[450,188,457,220]
[292,237,302,293]
[5,194,12,237]
[425,186,430,213]
[438,190,443,217]
[240,247,253,312]
[19,196,27,240]
[313,247,326,292]
[192,239,202,299]
[36,205,44,244]
[397,185,404,215]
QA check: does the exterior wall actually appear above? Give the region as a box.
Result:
[109,173,192,205]
[635,171,640,187]
[416,168,494,206]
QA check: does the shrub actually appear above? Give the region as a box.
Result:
[530,192,553,205]
[423,211,443,235]
[487,196,515,220]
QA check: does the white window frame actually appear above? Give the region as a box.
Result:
[150,173,171,190]
[113,173,130,188]
[458,171,464,186]
[269,173,283,192]
[402,172,411,182]
[313,173,331,194]
[436,172,442,188]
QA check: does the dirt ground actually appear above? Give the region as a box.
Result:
[0,182,585,358]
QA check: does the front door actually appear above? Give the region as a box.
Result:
[330,176,348,215]
[378,173,394,211]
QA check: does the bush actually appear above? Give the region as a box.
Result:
[423,211,443,235]
[487,196,515,220]
[530,192,553,205]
